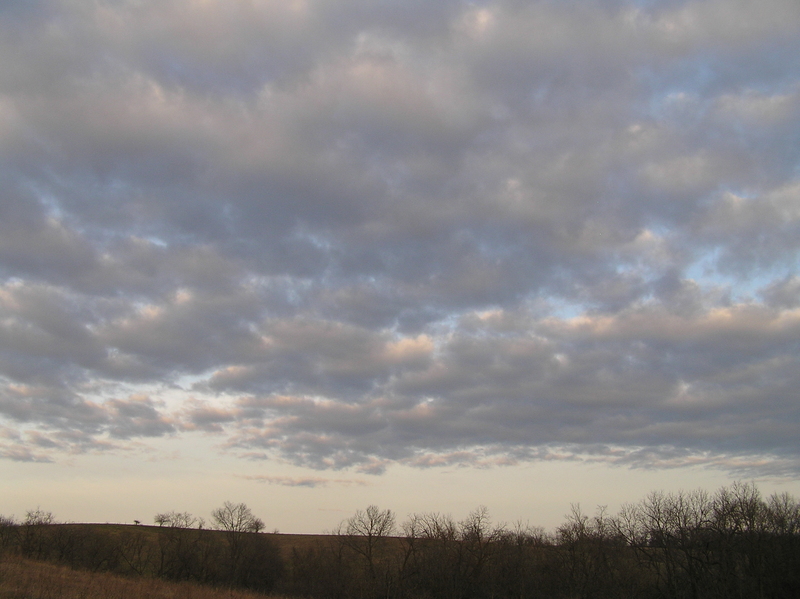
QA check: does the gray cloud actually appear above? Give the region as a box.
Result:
[1,0,799,477]
[241,474,368,488]
[195,298,798,471]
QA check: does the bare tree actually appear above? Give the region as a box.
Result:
[346,505,395,538]
[211,501,266,584]
[339,505,396,596]
[399,508,508,599]
[211,501,264,534]
[344,505,395,570]
[24,507,54,526]
[153,511,198,528]
[18,507,56,560]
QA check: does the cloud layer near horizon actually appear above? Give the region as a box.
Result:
[1,0,799,477]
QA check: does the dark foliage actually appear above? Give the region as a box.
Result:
[282,484,800,599]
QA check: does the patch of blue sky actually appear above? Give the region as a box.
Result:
[685,248,796,301]
[718,186,759,200]
[143,236,168,248]
[545,300,588,321]
[428,311,462,336]
[21,178,64,220]
[292,223,333,252]
[634,58,725,120]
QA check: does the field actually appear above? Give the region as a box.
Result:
[0,554,282,599]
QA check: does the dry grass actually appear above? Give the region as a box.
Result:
[0,555,283,599]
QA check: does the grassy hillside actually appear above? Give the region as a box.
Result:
[0,521,285,593]
[0,554,282,599]
[46,523,328,561]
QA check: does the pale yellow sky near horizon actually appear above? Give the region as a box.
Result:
[4,433,798,534]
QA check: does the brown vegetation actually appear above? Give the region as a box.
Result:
[0,555,282,599]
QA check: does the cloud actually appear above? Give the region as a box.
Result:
[104,395,175,439]
[1,0,799,479]
[241,474,368,488]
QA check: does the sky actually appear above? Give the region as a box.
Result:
[1,0,800,534]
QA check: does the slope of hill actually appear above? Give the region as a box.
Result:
[0,554,282,599]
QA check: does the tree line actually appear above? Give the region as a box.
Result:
[2,482,799,599]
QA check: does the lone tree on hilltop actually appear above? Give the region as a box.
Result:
[211,501,267,583]
[211,501,264,534]
[341,505,396,583]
